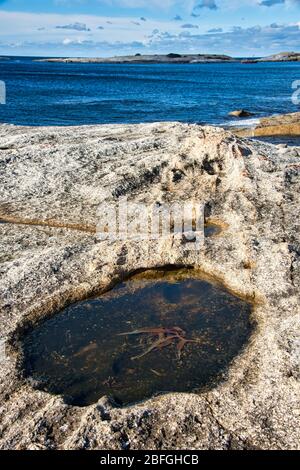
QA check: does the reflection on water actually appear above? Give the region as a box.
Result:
[21,268,253,407]
[204,224,222,238]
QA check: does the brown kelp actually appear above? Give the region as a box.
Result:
[119,326,202,360]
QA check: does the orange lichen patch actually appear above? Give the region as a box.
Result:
[0,215,96,234]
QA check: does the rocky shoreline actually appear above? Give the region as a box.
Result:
[0,122,299,449]
[230,112,300,138]
[258,52,300,62]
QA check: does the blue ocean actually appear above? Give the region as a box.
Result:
[0,56,299,127]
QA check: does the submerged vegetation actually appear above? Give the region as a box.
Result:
[119,326,203,360]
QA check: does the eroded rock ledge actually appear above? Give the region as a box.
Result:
[232,112,300,138]
[0,122,299,450]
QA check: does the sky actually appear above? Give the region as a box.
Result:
[0,0,299,57]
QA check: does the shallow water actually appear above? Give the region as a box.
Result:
[22,268,253,407]
[204,224,222,238]
[251,135,300,147]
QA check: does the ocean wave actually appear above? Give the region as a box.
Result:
[222,118,260,128]
[53,98,146,106]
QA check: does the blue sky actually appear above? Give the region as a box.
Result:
[0,0,299,57]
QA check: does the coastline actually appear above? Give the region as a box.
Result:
[226,111,300,139]
[1,111,299,141]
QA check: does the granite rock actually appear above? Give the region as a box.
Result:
[0,122,299,450]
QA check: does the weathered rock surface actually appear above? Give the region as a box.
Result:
[254,112,300,136]
[232,112,300,138]
[0,122,299,450]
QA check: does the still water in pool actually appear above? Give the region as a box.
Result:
[22,268,253,407]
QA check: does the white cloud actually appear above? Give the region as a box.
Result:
[62,38,73,45]
[181,23,199,28]
[0,10,178,44]
[56,22,91,31]
[100,0,195,8]
[146,22,300,55]
[194,0,218,10]
[0,7,300,56]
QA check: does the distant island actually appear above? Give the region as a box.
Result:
[258,51,300,62]
[36,51,300,64]
[36,53,236,64]
[243,52,300,64]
